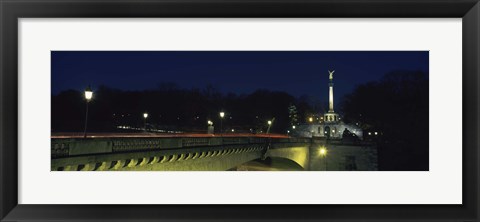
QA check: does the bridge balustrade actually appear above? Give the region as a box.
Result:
[223,137,250,145]
[52,136,302,158]
[248,137,267,144]
[182,138,210,147]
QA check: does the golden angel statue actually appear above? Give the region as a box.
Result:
[328,70,335,80]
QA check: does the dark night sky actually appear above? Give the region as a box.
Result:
[51,51,428,105]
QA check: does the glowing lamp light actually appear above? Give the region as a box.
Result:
[207,120,213,126]
[84,86,93,101]
[308,117,313,122]
[292,125,296,129]
[143,113,149,119]
[375,132,378,135]
[219,112,225,118]
[231,129,235,132]
[319,147,327,156]
[268,120,272,125]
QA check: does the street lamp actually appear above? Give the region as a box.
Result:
[309,117,313,123]
[266,118,275,134]
[83,86,93,138]
[85,87,93,101]
[143,112,149,131]
[319,147,328,170]
[219,111,225,134]
[207,120,214,134]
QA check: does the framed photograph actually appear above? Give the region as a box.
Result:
[1,0,479,221]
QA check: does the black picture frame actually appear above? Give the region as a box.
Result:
[1,0,479,221]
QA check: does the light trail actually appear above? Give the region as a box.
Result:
[51,132,290,139]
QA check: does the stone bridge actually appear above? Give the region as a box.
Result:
[51,135,378,171]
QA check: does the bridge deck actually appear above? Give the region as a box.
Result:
[50,133,377,171]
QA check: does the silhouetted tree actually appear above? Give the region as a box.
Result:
[288,104,299,126]
[341,70,429,170]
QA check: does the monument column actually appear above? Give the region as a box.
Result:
[328,70,335,112]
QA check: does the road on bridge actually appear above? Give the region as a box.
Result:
[51,132,290,139]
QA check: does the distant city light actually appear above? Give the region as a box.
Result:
[292,125,296,129]
[368,132,372,135]
[231,129,235,132]
[287,130,290,133]
[375,132,378,135]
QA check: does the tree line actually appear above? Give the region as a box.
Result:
[341,70,429,170]
[52,84,314,134]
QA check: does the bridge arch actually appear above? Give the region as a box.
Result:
[266,146,310,169]
[232,157,304,171]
